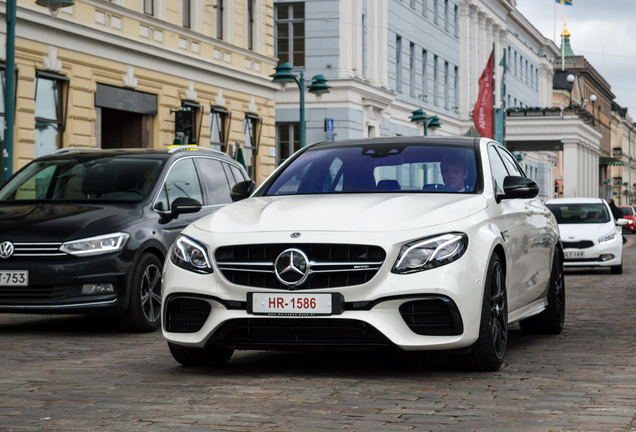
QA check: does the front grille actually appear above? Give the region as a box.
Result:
[0,285,69,301]
[11,242,66,258]
[206,318,394,349]
[215,244,386,290]
[165,298,212,333]
[399,299,463,336]
[562,240,595,249]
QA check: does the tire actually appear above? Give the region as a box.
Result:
[611,261,623,274]
[168,342,234,367]
[519,251,565,335]
[118,253,163,333]
[451,253,507,372]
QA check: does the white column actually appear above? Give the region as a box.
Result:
[563,141,579,197]
[470,7,480,105]
[340,0,360,77]
[459,1,471,119]
[479,14,487,72]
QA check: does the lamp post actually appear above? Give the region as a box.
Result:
[566,73,575,109]
[590,94,597,126]
[604,178,612,201]
[2,0,74,182]
[270,62,330,148]
[409,109,442,136]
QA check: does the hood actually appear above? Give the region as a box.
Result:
[194,193,489,233]
[558,222,616,240]
[0,203,143,242]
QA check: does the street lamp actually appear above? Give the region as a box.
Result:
[2,0,74,182]
[409,109,442,136]
[566,73,575,109]
[270,62,331,148]
[590,94,597,126]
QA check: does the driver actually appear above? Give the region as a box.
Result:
[441,155,471,192]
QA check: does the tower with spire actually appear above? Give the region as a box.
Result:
[560,17,576,66]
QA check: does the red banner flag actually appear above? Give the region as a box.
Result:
[474,51,494,138]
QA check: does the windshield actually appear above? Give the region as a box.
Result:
[264,144,478,196]
[621,207,634,216]
[0,156,164,203]
[547,203,610,224]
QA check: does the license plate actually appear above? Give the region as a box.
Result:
[564,251,585,259]
[250,293,333,316]
[0,271,28,286]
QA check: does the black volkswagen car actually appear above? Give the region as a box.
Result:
[0,146,248,332]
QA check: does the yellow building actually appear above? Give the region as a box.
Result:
[1,0,278,183]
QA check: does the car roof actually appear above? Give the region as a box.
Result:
[308,136,482,150]
[33,147,240,165]
[545,197,606,205]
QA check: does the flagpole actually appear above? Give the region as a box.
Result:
[554,0,557,44]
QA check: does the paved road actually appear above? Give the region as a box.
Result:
[1,240,636,431]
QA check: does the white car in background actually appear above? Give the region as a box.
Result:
[545,198,628,274]
[162,137,565,372]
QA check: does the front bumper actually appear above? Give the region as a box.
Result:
[0,253,133,314]
[162,234,490,352]
[563,237,622,268]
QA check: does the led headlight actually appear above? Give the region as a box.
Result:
[598,230,618,243]
[60,233,130,256]
[392,233,468,274]
[171,235,213,274]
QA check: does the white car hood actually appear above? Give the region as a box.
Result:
[558,222,616,240]
[194,193,489,233]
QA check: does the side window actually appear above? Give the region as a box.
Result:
[154,159,203,211]
[488,146,509,195]
[496,147,523,177]
[222,163,238,188]
[195,158,232,205]
[230,165,246,183]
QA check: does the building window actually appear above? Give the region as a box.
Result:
[454,4,459,37]
[422,49,428,99]
[275,3,305,67]
[454,65,459,112]
[362,13,367,77]
[276,123,300,166]
[410,42,416,97]
[444,61,449,110]
[247,0,254,50]
[210,107,231,152]
[243,113,262,179]
[433,55,438,106]
[182,0,190,28]
[35,72,68,158]
[216,0,224,40]
[396,36,402,93]
[423,0,428,16]
[143,0,153,15]
[514,52,517,77]
[410,0,416,8]
[434,0,439,24]
[444,0,449,32]
[535,68,539,91]
[525,60,529,84]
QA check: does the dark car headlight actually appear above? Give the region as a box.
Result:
[60,233,130,257]
[392,233,468,274]
[171,235,213,274]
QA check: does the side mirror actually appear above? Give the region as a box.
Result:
[616,218,629,226]
[231,180,256,202]
[171,197,202,218]
[501,176,539,200]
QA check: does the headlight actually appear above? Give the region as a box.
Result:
[392,233,468,274]
[60,233,129,256]
[171,235,213,274]
[598,230,618,243]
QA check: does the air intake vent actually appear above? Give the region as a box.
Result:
[562,240,594,249]
[165,298,212,333]
[399,299,463,336]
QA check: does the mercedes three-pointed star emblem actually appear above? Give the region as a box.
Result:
[274,248,310,286]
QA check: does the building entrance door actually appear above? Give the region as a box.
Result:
[100,108,144,149]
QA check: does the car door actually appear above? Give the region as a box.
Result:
[496,147,552,303]
[488,145,534,312]
[154,158,206,243]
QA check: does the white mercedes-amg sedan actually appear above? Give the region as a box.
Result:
[161,137,565,371]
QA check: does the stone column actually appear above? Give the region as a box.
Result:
[470,6,480,106]
[459,1,471,119]
[563,141,580,197]
[367,0,388,87]
[479,14,488,72]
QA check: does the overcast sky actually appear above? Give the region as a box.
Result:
[515,0,636,115]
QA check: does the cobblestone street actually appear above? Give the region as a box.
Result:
[1,240,636,431]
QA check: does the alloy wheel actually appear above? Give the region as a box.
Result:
[490,261,507,359]
[140,264,162,323]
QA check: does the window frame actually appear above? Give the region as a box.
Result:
[216,0,224,40]
[182,0,191,28]
[34,71,70,155]
[396,35,402,93]
[274,3,305,67]
[247,0,254,50]
[143,0,153,16]
[276,122,300,166]
[209,106,232,152]
[243,113,262,179]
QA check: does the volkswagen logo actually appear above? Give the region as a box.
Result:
[290,232,301,239]
[274,248,310,286]
[0,241,15,259]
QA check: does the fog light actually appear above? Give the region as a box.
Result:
[600,254,614,261]
[82,283,114,294]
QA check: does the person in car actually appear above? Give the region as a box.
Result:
[441,155,472,192]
